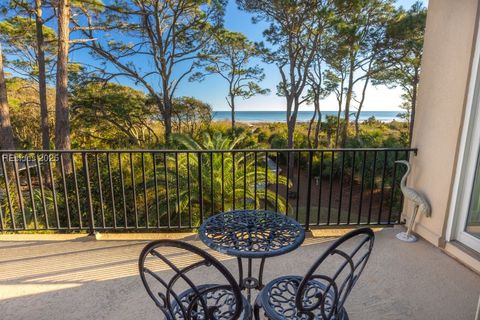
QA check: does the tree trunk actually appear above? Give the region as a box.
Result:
[230,95,236,135]
[354,114,360,138]
[308,96,322,148]
[354,74,370,137]
[334,106,341,148]
[286,93,299,150]
[334,78,344,148]
[342,57,355,147]
[409,70,419,147]
[55,0,71,173]
[35,0,50,150]
[163,100,172,144]
[0,44,15,150]
[342,86,353,146]
[55,0,71,150]
[287,118,295,149]
[313,104,322,149]
[178,115,182,132]
[287,107,299,150]
[409,93,416,146]
[285,96,296,182]
[307,108,317,148]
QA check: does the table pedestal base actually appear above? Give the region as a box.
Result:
[237,257,266,302]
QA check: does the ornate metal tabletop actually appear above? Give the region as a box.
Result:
[198,210,305,259]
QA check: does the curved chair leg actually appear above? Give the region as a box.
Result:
[340,308,349,320]
[254,298,262,320]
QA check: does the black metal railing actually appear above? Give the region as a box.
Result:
[0,148,416,233]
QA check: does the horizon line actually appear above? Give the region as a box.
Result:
[211,109,404,112]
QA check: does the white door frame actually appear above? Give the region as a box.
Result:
[446,21,480,252]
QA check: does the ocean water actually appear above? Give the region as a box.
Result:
[212,111,402,123]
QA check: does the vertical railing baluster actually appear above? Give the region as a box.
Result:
[337,151,345,225]
[221,152,225,212]
[357,151,368,224]
[70,153,82,229]
[0,169,3,229]
[12,155,26,229]
[232,152,236,210]
[285,151,290,216]
[107,153,117,229]
[327,151,335,225]
[305,151,313,230]
[187,153,192,228]
[25,155,37,230]
[367,151,378,224]
[35,154,48,229]
[378,151,388,224]
[118,153,128,228]
[0,195,3,231]
[317,151,324,225]
[347,151,356,225]
[401,151,409,206]
[198,153,203,224]
[175,152,181,228]
[47,154,59,229]
[1,155,15,230]
[388,151,399,224]
[265,151,269,211]
[142,153,149,228]
[130,153,138,228]
[295,151,301,221]
[211,152,215,215]
[243,151,246,209]
[95,154,105,229]
[275,151,279,212]
[152,153,160,228]
[254,152,258,210]
[82,153,95,235]
[164,153,170,228]
[59,154,71,229]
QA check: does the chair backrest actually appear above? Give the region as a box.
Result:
[295,228,375,319]
[138,240,244,320]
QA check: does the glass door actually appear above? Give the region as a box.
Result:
[455,131,480,252]
[465,155,480,241]
[453,31,480,253]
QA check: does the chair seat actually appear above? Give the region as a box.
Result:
[170,284,252,319]
[256,276,348,320]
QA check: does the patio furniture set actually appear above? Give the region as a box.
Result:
[138,210,375,320]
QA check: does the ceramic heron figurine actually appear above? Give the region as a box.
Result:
[395,160,431,242]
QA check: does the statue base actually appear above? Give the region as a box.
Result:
[396,232,417,242]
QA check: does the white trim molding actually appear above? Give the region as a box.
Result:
[446,19,480,250]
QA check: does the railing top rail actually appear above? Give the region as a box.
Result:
[0,147,418,154]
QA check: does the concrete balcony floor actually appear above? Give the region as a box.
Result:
[0,227,479,320]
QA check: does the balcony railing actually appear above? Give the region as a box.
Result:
[0,148,416,233]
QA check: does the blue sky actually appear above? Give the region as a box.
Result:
[66,0,428,112]
[174,0,429,112]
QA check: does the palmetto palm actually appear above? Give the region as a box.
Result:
[167,132,289,226]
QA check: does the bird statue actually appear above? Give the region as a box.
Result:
[395,160,431,242]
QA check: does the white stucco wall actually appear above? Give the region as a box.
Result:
[408,0,479,247]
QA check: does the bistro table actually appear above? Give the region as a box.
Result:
[198,210,305,301]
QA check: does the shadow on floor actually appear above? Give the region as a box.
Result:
[0,228,479,320]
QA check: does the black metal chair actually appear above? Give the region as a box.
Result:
[139,240,252,320]
[253,228,375,320]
